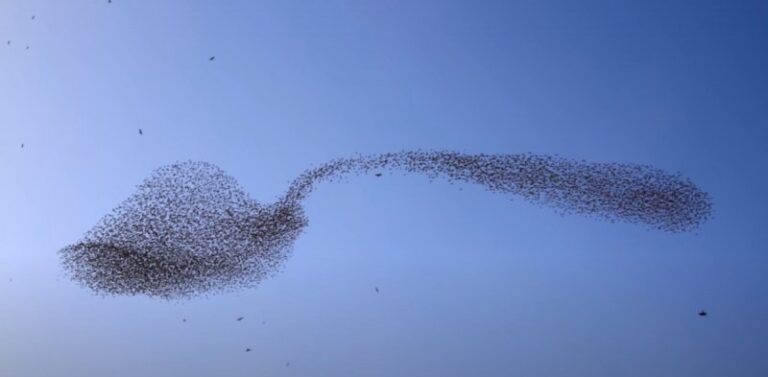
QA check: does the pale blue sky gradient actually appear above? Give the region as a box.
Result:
[1,1,767,376]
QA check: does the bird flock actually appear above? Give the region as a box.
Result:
[59,151,712,299]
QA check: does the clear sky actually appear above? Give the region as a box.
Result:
[1,0,766,376]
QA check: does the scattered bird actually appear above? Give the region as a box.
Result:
[699,310,708,317]
[21,144,24,149]
[209,56,215,61]
[25,46,29,50]
[182,318,187,323]
[31,15,35,20]
[138,128,143,135]
[375,173,382,177]
[262,320,266,325]
[236,317,244,321]
[374,286,379,293]
[245,348,252,352]
[286,362,290,367]
[6,41,9,45]
[108,0,112,3]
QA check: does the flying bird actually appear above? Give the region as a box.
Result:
[698,310,708,317]
[236,317,244,321]
[182,318,187,323]
[375,173,382,177]
[374,286,379,293]
[209,56,215,61]
[245,348,251,352]
[6,41,9,45]
[286,362,290,367]
[25,46,29,50]
[31,15,35,20]
[20,144,24,149]
[138,128,143,135]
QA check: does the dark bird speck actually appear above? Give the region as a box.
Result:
[209,56,215,61]
[138,128,143,135]
[236,317,244,321]
[699,310,708,317]
[245,348,251,352]
[375,173,382,177]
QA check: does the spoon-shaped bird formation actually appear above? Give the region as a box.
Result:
[59,150,712,299]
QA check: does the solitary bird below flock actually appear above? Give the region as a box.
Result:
[699,310,708,317]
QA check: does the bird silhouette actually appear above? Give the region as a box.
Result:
[699,310,708,317]
[375,173,382,177]
[209,56,215,61]
[286,362,290,367]
[6,41,9,45]
[138,128,143,135]
[20,144,24,149]
[182,318,187,323]
[236,317,244,321]
[25,46,29,50]
[31,15,35,20]
[245,348,252,352]
[374,286,379,293]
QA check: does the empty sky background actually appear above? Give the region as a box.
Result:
[1,1,767,376]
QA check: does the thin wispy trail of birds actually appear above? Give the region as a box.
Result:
[59,151,712,299]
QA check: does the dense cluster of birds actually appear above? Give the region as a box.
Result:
[1,5,714,376]
[59,151,712,299]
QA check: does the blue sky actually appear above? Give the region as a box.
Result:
[1,1,767,376]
